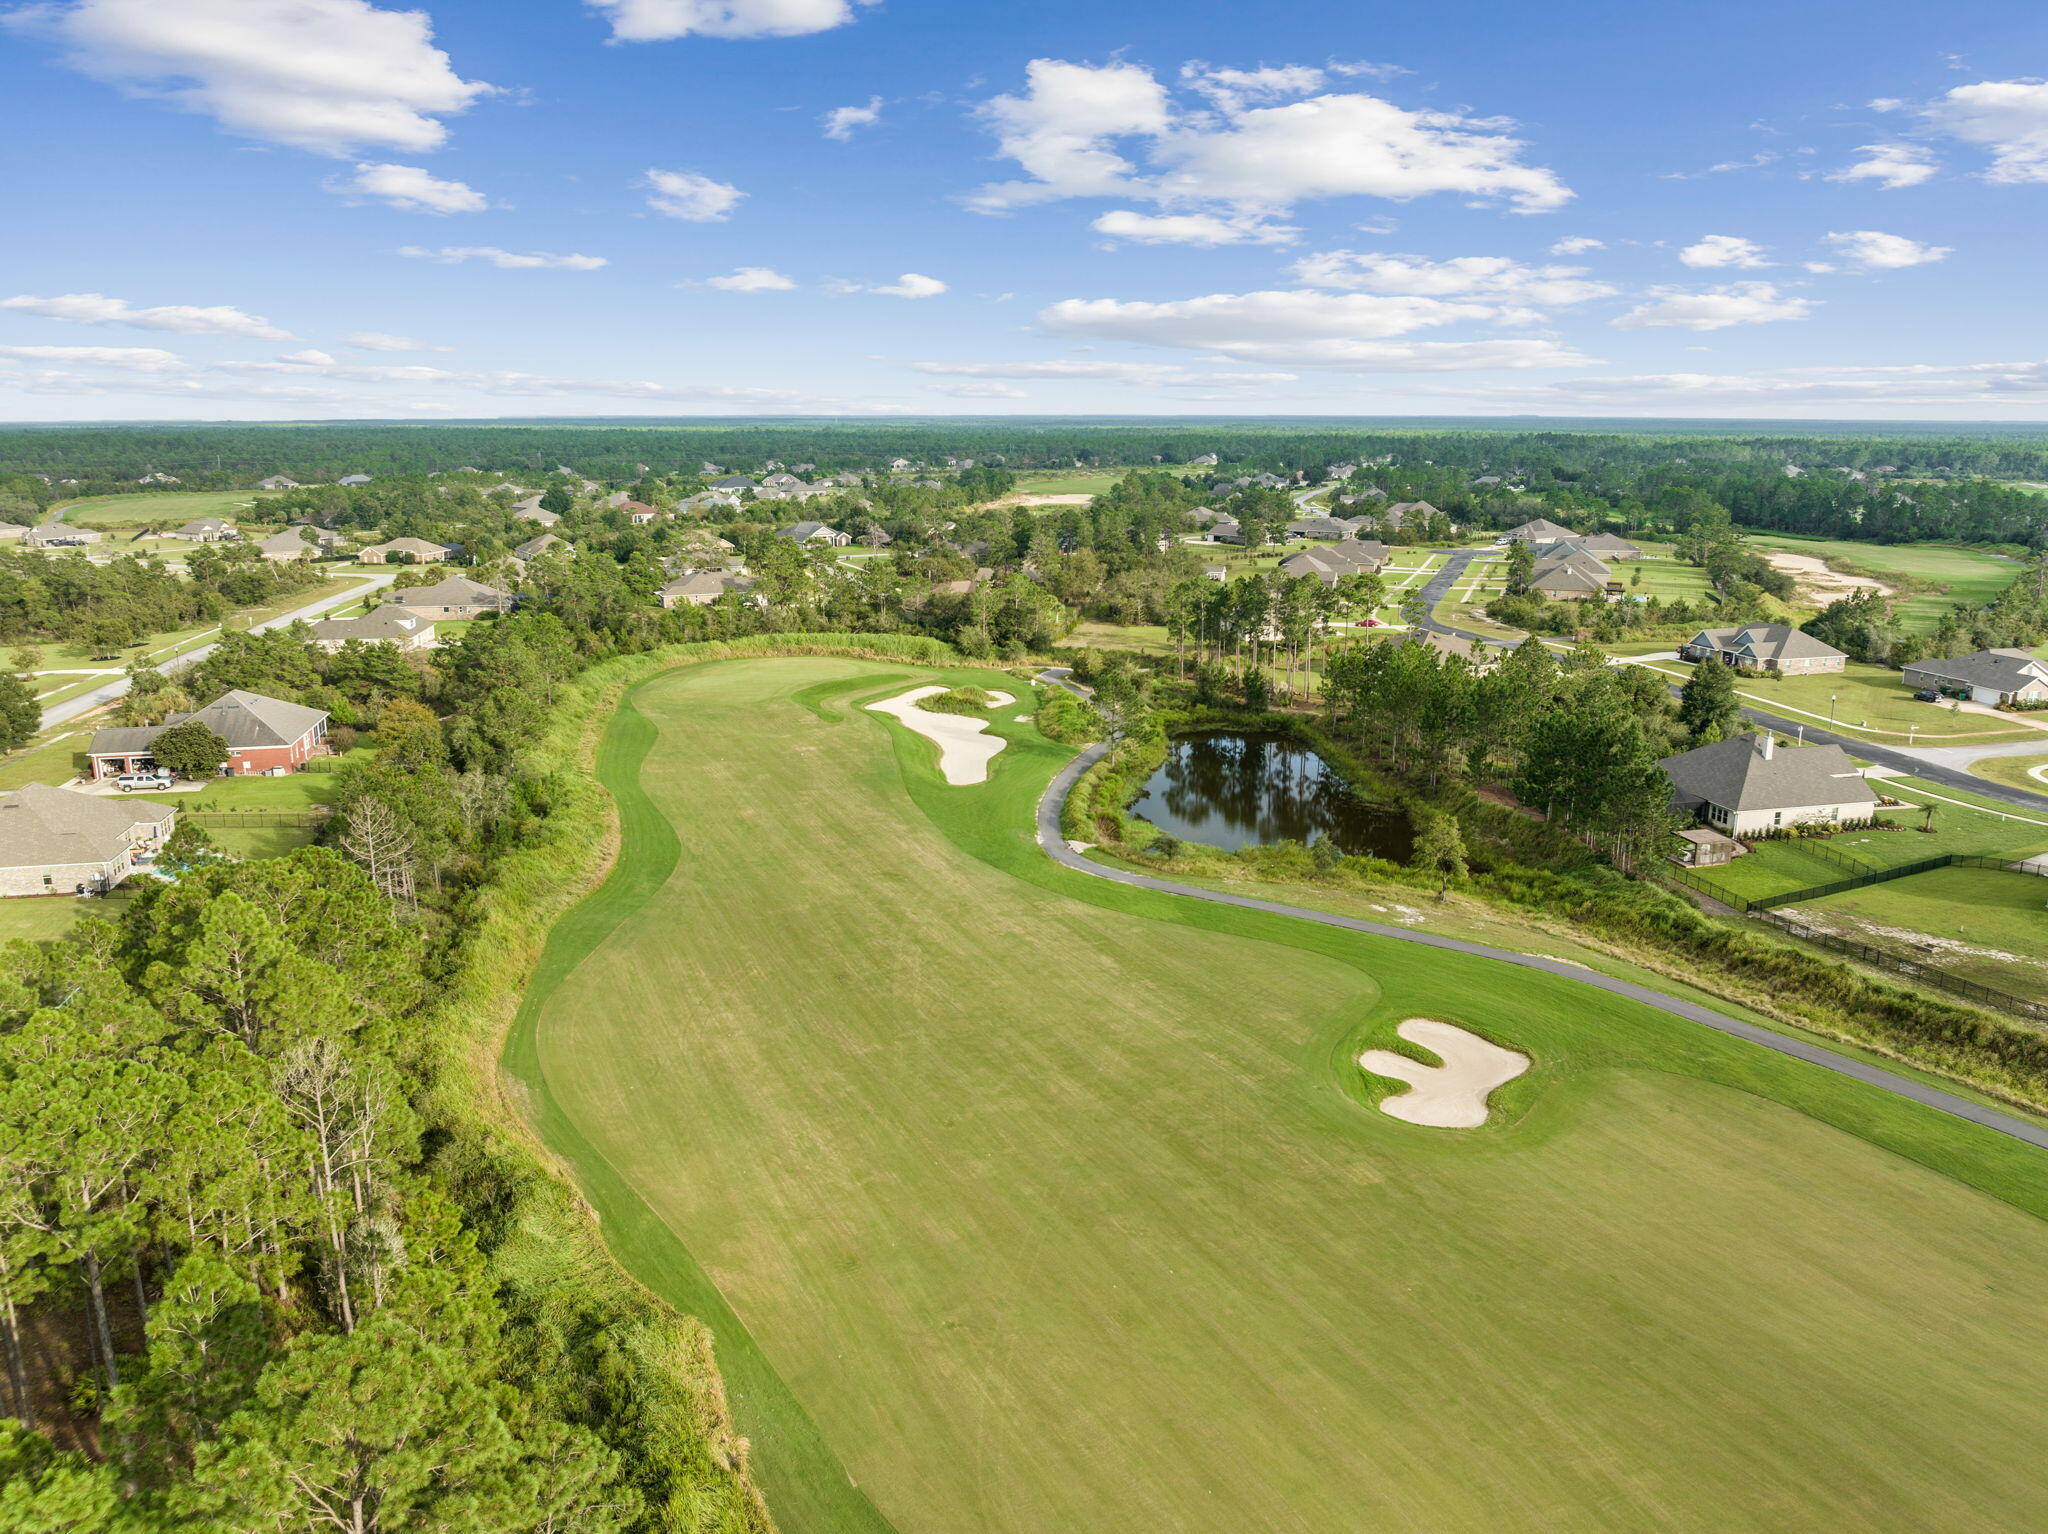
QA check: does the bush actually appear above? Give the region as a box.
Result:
[1036,687,1105,745]
[917,685,995,716]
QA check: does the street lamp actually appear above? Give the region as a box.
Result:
[1828,693,1838,726]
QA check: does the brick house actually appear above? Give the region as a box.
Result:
[88,690,329,780]
[0,784,177,897]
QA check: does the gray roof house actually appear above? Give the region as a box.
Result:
[338,474,372,487]
[1660,732,1879,838]
[308,609,435,652]
[659,572,762,608]
[1681,624,1847,675]
[256,526,331,561]
[1285,517,1352,541]
[1279,541,1392,586]
[358,537,451,565]
[170,517,238,542]
[382,575,515,619]
[1502,517,1577,544]
[0,784,176,897]
[1902,649,2048,707]
[258,475,301,490]
[777,521,852,547]
[710,475,759,492]
[88,690,330,780]
[513,533,567,561]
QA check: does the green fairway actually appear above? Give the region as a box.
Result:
[53,488,285,529]
[1789,865,2048,993]
[515,657,2048,1534]
[1741,533,2024,633]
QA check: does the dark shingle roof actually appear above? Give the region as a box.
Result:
[1659,734,1879,813]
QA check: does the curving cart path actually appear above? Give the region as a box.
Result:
[1036,743,2048,1151]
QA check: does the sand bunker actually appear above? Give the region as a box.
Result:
[1763,551,1894,604]
[1359,1019,1529,1129]
[867,686,1008,785]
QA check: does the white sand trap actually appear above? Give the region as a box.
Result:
[1762,550,1894,604]
[982,691,1016,709]
[1359,1019,1529,1129]
[867,686,1007,785]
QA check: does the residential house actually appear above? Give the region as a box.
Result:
[1680,624,1847,675]
[1279,541,1391,587]
[1209,520,1243,544]
[514,504,561,527]
[777,521,852,547]
[0,524,31,541]
[710,475,759,492]
[1383,499,1440,528]
[1285,517,1352,541]
[23,528,100,548]
[1660,732,1879,838]
[1190,452,1219,466]
[358,537,452,565]
[308,609,435,652]
[1901,649,2048,707]
[621,500,662,524]
[1401,631,1499,669]
[1573,532,1642,560]
[258,475,301,490]
[1529,550,1615,600]
[0,783,177,897]
[512,533,567,562]
[89,690,329,780]
[659,572,762,608]
[168,516,236,542]
[1502,517,1578,544]
[338,474,372,487]
[381,576,515,620]
[257,527,321,561]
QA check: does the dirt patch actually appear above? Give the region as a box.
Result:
[1791,909,2045,973]
[1763,551,1895,604]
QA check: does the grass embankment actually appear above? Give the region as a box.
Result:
[520,653,2048,1534]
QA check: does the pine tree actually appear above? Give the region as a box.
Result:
[1677,657,1742,745]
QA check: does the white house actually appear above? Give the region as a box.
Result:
[1901,650,2048,707]
[1659,732,1881,838]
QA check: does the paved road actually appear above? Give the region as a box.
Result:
[1037,744,2048,1151]
[1410,548,2048,812]
[39,570,394,732]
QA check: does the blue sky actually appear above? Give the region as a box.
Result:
[1,0,2044,422]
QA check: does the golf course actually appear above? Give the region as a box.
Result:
[509,655,2048,1534]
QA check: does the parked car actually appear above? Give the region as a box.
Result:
[115,769,174,792]
[1912,689,1941,702]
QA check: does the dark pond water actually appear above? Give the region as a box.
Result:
[1130,733,1413,860]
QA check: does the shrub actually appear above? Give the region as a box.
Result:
[1036,687,1105,745]
[918,686,995,716]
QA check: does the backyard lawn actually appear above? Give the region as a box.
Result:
[1786,865,2048,995]
[510,654,2048,1534]
[0,891,130,943]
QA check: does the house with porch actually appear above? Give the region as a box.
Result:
[1659,732,1880,838]
[381,575,515,620]
[88,690,329,780]
[1680,624,1847,675]
[0,784,177,897]
[308,609,436,652]
[358,537,452,565]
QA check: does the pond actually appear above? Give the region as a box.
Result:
[1129,732,1413,861]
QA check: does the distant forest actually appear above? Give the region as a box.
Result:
[4,419,2048,546]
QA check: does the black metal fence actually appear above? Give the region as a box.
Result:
[181,808,327,830]
[1754,909,2048,1024]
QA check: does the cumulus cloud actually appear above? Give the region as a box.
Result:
[923,381,1028,399]
[643,168,744,221]
[704,266,798,292]
[1091,209,1298,246]
[911,359,1300,387]
[822,96,882,139]
[1290,250,1616,306]
[277,349,336,364]
[1678,234,1772,269]
[1549,236,1604,255]
[1823,229,1952,269]
[334,162,490,213]
[1907,79,2048,183]
[590,0,871,42]
[397,246,608,270]
[0,291,292,338]
[1477,357,2048,412]
[1610,282,1815,331]
[345,330,434,351]
[1037,289,1594,369]
[4,0,491,155]
[0,342,186,372]
[1827,142,1939,189]
[968,57,1570,220]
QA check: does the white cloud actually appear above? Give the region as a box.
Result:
[911,359,1300,387]
[277,348,336,364]
[1550,236,1604,255]
[397,246,608,270]
[1678,234,1772,269]
[1091,209,1298,246]
[4,0,491,155]
[1827,142,1939,189]
[0,343,186,372]
[1474,357,2048,412]
[1823,229,1952,270]
[1290,250,1616,305]
[822,96,882,139]
[590,0,870,42]
[1037,289,1593,369]
[704,266,798,292]
[643,168,744,221]
[335,162,489,213]
[1610,282,1815,331]
[345,330,433,351]
[969,58,1569,219]
[1911,79,2048,183]
[858,273,947,298]
[924,381,1028,399]
[1180,62,1329,110]
[0,290,292,338]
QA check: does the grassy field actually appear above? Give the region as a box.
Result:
[0,892,116,942]
[1788,865,2048,993]
[1972,752,2048,795]
[1742,534,2024,633]
[1005,471,1130,497]
[1638,658,2044,742]
[511,655,2048,1534]
[1689,773,2048,903]
[53,488,286,530]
